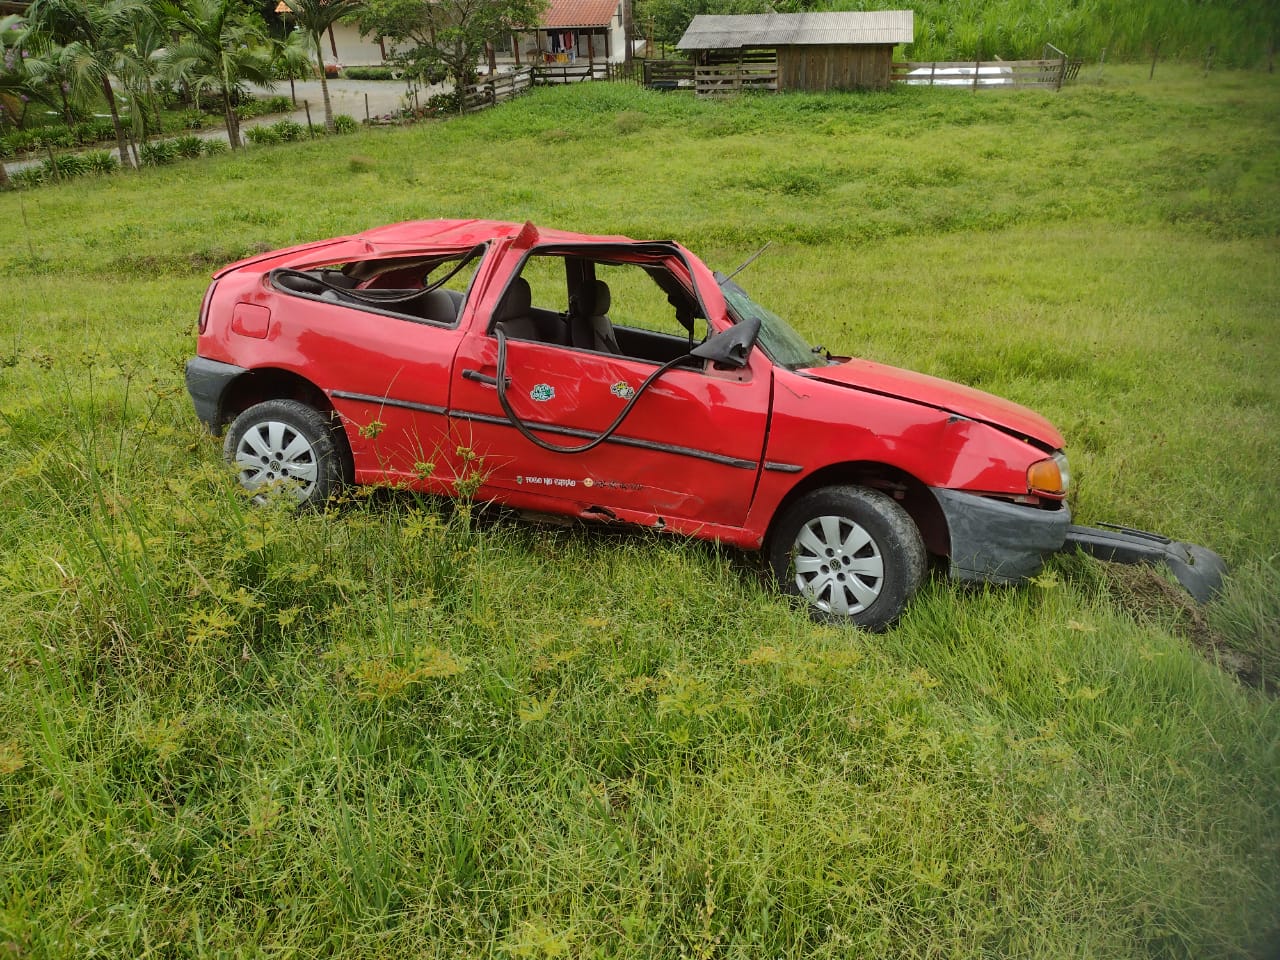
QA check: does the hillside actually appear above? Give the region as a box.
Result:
[0,65,1277,957]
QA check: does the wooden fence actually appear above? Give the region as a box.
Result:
[891,57,1083,91]
[532,61,614,84]
[460,68,534,112]
[643,59,694,89]
[459,61,617,112]
[694,51,779,97]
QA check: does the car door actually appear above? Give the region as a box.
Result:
[448,247,772,532]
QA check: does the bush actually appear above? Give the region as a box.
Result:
[82,150,119,174]
[235,96,294,121]
[9,166,44,188]
[332,114,358,134]
[39,152,89,181]
[201,139,228,156]
[71,118,115,146]
[272,118,305,142]
[178,110,213,130]
[425,91,462,115]
[174,135,205,158]
[342,66,398,81]
[244,125,281,145]
[139,139,178,166]
[4,130,41,154]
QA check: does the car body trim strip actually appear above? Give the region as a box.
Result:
[450,409,758,470]
[331,391,448,417]
[764,461,803,473]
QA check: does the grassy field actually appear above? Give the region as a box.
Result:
[1,64,1277,957]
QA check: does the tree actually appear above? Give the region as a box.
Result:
[161,0,276,150]
[280,0,361,133]
[23,0,150,168]
[275,26,315,105]
[357,0,545,93]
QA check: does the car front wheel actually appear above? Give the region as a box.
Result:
[769,485,926,631]
[224,399,346,506]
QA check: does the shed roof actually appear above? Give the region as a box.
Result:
[677,10,913,50]
[541,0,618,29]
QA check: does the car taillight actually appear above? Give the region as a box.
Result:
[198,280,218,333]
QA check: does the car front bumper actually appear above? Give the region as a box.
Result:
[930,487,1227,602]
[931,487,1072,584]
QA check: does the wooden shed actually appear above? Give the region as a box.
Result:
[676,10,914,94]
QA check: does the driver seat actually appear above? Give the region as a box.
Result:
[569,280,620,354]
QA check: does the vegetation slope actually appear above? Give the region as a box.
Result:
[0,64,1277,958]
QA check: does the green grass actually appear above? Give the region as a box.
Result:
[1,64,1278,958]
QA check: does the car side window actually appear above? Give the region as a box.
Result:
[594,262,708,344]
[499,252,706,366]
[270,248,485,328]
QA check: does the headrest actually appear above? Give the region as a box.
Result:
[591,279,611,315]
[495,277,532,322]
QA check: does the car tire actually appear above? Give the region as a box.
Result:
[768,485,926,631]
[224,399,347,507]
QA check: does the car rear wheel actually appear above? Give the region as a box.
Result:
[224,399,346,507]
[769,485,926,631]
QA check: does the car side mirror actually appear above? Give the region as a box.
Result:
[689,316,760,369]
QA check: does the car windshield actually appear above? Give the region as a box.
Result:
[715,273,822,370]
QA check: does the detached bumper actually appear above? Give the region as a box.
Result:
[932,488,1071,585]
[1062,523,1227,603]
[185,357,246,433]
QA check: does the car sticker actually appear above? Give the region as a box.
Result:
[530,383,555,402]
[610,381,635,400]
[516,475,576,487]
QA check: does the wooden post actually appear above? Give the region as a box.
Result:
[1056,53,1066,91]
[364,93,370,121]
[1203,44,1216,76]
[973,60,980,91]
[513,33,521,67]
[1149,40,1160,80]
[303,100,314,137]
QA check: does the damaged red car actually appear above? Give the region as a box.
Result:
[186,219,1224,629]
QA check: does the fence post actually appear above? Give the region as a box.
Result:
[973,60,980,91]
[1056,54,1066,91]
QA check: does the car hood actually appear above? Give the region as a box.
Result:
[801,358,1065,449]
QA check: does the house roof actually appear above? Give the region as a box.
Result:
[541,0,618,30]
[677,10,913,50]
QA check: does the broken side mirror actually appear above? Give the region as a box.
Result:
[689,316,760,369]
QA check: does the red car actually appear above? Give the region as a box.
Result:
[186,219,1223,628]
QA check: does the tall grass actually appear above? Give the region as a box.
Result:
[0,65,1277,957]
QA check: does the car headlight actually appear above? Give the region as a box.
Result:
[1027,450,1069,497]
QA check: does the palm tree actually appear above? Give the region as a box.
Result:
[118,10,168,147]
[280,0,360,133]
[160,0,275,150]
[275,26,315,106]
[23,0,148,168]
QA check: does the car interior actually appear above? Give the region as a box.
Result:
[493,253,709,366]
